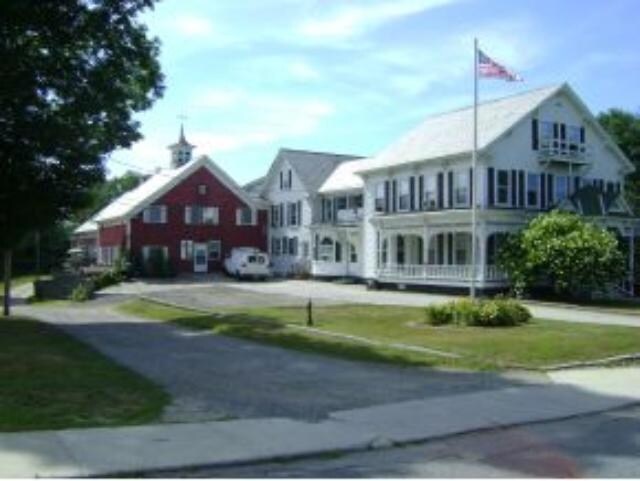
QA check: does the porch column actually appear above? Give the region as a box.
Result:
[477,224,487,283]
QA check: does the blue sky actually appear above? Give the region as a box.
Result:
[107,0,640,184]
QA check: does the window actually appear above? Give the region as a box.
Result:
[236,207,254,226]
[454,234,470,265]
[281,169,292,190]
[319,237,334,262]
[180,240,193,260]
[554,175,569,203]
[423,176,437,209]
[335,240,342,262]
[324,198,333,222]
[208,240,221,260]
[348,195,363,209]
[375,183,385,212]
[287,202,298,226]
[335,197,347,210]
[302,241,309,258]
[272,237,281,256]
[99,246,120,266]
[540,121,554,142]
[197,184,207,195]
[454,170,469,207]
[349,243,357,263]
[496,170,510,205]
[143,205,167,224]
[289,237,298,256]
[185,206,218,225]
[282,237,289,255]
[527,173,539,208]
[271,205,280,228]
[398,179,410,211]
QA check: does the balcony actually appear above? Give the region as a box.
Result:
[376,264,507,283]
[336,208,363,224]
[538,141,590,166]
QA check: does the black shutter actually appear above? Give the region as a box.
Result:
[518,171,525,207]
[540,174,547,209]
[547,174,554,206]
[418,175,424,210]
[297,200,302,225]
[553,122,559,139]
[280,203,284,227]
[279,172,283,189]
[574,176,580,193]
[409,176,415,211]
[437,234,444,264]
[532,118,539,150]
[599,179,605,192]
[488,167,495,206]
[447,172,453,208]
[447,233,453,265]
[384,181,390,212]
[560,123,566,141]
[321,199,325,222]
[392,180,397,212]
[510,170,517,207]
[469,168,474,207]
[580,126,585,144]
[437,173,444,209]
[288,170,292,189]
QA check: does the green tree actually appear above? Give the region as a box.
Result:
[73,171,147,223]
[597,108,640,214]
[0,0,164,315]
[498,211,626,299]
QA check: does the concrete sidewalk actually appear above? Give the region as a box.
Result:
[2,367,640,478]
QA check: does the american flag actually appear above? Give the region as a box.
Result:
[478,49,522,82]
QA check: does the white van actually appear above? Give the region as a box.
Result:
[224,247,271,280]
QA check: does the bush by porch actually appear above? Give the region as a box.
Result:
[119,299,640,371]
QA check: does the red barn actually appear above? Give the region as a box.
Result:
[93,153,268,275]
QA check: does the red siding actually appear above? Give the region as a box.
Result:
[99,224,126,247]
[127,166,267,273]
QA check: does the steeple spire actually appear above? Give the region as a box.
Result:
[168,123,195,169]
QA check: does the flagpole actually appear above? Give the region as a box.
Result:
[470,38,479,299]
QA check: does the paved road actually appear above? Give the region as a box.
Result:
[17,304,542,423]
[164,406,640,478]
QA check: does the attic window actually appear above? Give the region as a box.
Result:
[198,184,207,195]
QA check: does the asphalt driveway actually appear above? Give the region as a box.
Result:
[18,304,542,424]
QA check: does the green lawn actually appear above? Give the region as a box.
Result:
[0,317,168,431]
[118,299,640,371]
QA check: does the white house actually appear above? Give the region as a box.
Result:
[351,83,637,293]
[256,148,362,276]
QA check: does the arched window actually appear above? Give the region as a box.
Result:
[319,237,334,262]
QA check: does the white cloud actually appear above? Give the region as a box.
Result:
[298,0,461,39]
[174,15,215,37]
[187,88,335,154]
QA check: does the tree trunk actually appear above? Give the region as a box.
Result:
[3,249,11,317]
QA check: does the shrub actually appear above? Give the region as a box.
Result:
[70,281,95,302]
[425,298,531,328]
[92,269,123,291]
[144,249,174,278]
[425,303,454,325]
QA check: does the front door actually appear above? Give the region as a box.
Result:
[193,243,208,273]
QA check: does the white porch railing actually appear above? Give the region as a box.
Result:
[377,264,507,282]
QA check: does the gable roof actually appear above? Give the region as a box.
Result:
[73,219,98,235]
[357,84,563,174]
[355,83,635,175]
[261,148,363,196]
[243,176,266,199]
[93,156,261,224]
[319,158,368,194]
